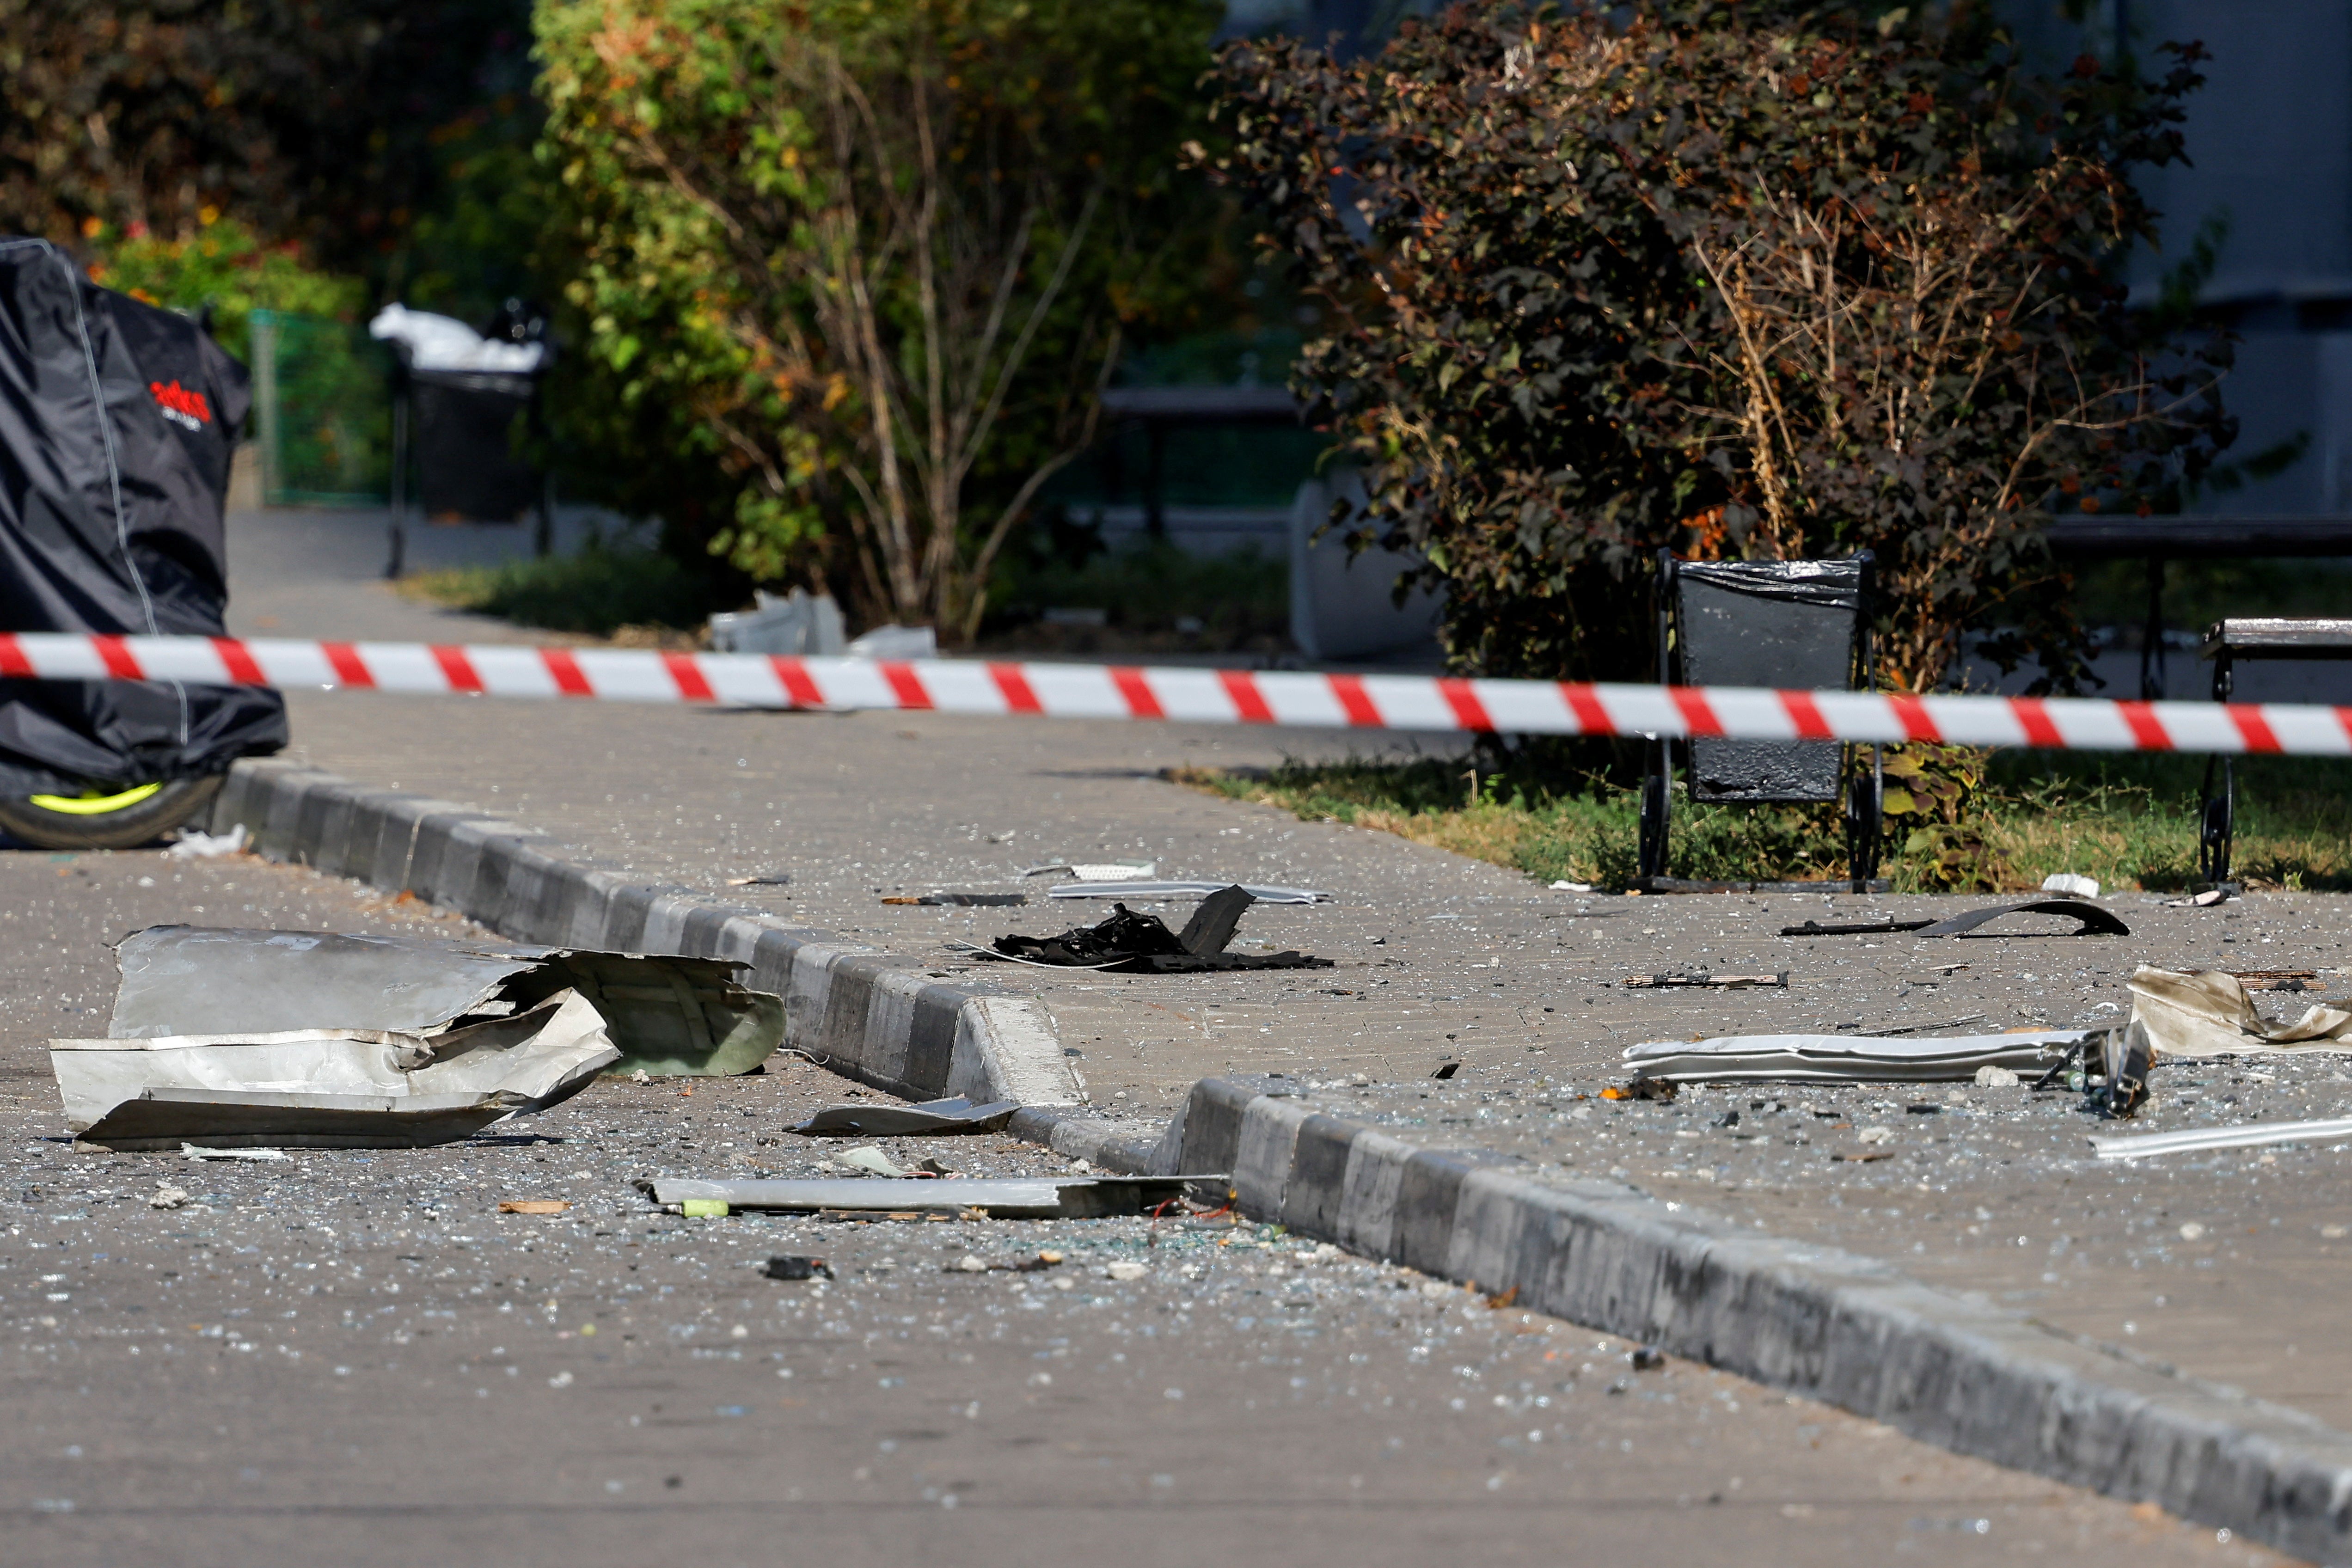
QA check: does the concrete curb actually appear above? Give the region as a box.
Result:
[210,759,1084,1109]
[1035,1075,2352,1564]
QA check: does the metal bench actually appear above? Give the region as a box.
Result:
[2195,618,2352,883]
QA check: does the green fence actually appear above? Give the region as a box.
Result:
[247,309,394,507]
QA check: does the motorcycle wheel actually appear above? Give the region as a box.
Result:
[0,775,227,851]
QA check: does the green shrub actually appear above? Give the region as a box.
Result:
[1206,5,2236,692]
[409,545,712,637]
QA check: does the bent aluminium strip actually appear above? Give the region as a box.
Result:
[2089,1116,2352,1161]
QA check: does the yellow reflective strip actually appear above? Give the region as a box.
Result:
[26,782,164,815]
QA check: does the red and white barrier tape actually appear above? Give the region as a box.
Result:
[0,631,2338,754]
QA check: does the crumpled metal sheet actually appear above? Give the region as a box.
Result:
[2127,966,2352,1057]
[108,926,783,1076]
[54,988,619,1149]
[112,927,535,1038]
[1623,1028,2093,1083]
[641,1175,1211,1219]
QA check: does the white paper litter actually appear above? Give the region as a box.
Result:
[2040,872,2101,898]
[167,824,247,860]
[2089,1117,2352,1161]
[1623,1029,2090,1084]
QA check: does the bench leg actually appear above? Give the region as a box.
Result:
[1846,745,1883,892]
[1637,740,1672,883]
[2198,754,2235,888]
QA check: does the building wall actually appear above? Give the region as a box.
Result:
[2008,1,2352,516]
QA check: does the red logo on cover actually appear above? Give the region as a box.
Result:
[150,380,211,430]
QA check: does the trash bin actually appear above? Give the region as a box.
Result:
[411,369,542,521]
[369,300,556,574]
[0,237,288,849]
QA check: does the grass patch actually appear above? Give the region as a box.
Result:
[1173,749,2352,893]
[404,544,712,639]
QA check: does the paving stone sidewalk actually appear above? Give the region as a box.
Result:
[1,851,2273,1567]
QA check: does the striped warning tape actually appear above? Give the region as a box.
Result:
[0,631,2337,753]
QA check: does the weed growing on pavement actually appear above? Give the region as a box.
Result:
[1172,750,2352,893]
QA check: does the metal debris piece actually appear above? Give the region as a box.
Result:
[2091,1117,2352,1162]
[725,873,792,888]
[1778,897,2128,940]
[1045,881,1334,905]
[641,1175,1219,1219]
[789,1096,1019,1137]
[880,892,1027,906]
[1623,1028,2092,1084]
[1854,1014,1986,1036]
[1430,1061,1460,1081]
[765,1255,835,1280]
[107,925,784,1077]
[179,1144,290,1162]
[982,885,1330,973]
[2090,1023,2154,1119]
[1020,862,1157,881]
[1623,971,1788,990]
[1601,1078,1678,1102]
[55,990,619,1150]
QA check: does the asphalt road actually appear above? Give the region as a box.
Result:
[0,846,2284,1566]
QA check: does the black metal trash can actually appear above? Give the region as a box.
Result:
[411,368,542,522]
[374,299,557,575]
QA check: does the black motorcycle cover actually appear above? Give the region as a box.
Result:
[0,238,287,794]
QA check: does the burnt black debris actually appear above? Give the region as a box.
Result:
[989,885,1331,974]
[1779,897,2129,940]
